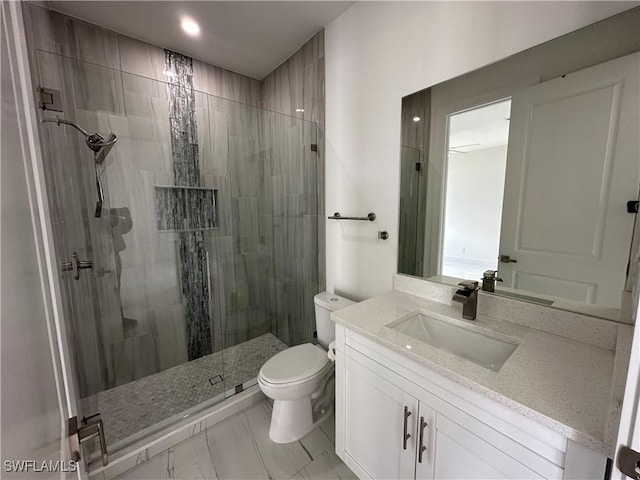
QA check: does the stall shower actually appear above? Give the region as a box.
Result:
[35,42,322,453]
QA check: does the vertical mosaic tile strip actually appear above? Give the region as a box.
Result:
[165,49,212,360]
[179,230,211,359]
[155,186,218,231]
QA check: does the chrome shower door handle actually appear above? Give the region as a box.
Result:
[68,414,108,467]
[205,251,212,302]
[403,406,412,450]
[418,416,428,463]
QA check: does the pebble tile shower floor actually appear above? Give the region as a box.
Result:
[110,400,356,480]
[82,334,288,445]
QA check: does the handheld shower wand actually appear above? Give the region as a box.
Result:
[41,117,117,217]
[94,160,104,218]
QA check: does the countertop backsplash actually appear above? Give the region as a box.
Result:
[394,274,620,351]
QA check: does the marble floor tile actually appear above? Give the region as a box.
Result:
[204,413,270,479]
[113,451,170,480]
[319,412,335,444]
[241,401,312,478]
[169,435,218,480]
[111,395,355,480]
[299,421,334,460]
[291,452,359,480]
[324,451,358,480]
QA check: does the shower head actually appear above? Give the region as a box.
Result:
[41,117,118,163]
[42,116,117,219]
[88,132,118,165]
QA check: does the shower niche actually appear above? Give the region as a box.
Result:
[155,186,218,232]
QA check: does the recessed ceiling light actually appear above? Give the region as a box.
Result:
[413,116,421,122]
[181,18,200,36]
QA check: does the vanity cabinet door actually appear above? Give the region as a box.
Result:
[343,356,417,480]
[433,414,545,479]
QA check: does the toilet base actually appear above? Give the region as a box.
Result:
[268,398,333,444]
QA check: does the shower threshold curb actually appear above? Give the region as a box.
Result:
[87,386,264,479]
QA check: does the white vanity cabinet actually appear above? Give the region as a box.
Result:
[342,354,421,479]
[334,324,605,480]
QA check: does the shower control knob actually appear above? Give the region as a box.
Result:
[61,252,93,280]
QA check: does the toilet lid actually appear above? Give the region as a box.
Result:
[260,343,329,385]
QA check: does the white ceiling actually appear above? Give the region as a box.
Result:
[449,100,512,153]
[47,1,354,80]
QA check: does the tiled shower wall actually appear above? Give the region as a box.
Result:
[23,3,325,397]
[262,32,326,343]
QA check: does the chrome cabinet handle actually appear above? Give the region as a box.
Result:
[403,406,412,450]
[418,416,428,463]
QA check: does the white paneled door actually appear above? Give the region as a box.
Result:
[500,52,640,307]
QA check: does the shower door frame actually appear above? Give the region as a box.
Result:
[4,2,84,478]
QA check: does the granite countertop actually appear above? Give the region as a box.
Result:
[331,290,619,456]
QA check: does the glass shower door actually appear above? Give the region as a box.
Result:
[206,100,320,397]
[37,49,126,408]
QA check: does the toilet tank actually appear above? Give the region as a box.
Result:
[314,292,355,347]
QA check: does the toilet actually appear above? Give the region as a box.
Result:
[258,292,355,443]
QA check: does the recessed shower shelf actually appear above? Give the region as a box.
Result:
[155,185,218,232]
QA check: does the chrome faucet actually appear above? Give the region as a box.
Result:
[452,280,479,320]
[481,270,503,293]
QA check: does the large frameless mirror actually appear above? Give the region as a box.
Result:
[397,8,640,323]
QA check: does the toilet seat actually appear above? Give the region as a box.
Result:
[259,343,330,385]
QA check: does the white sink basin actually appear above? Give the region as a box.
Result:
[390,313,518,372]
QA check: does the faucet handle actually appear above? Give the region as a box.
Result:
[458,280,479,290]
[482,270,503,282]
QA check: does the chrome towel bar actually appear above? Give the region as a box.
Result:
[328,212,376,221]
